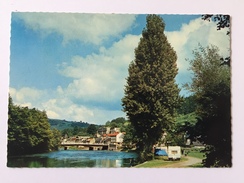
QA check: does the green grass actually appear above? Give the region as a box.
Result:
[189,163,204,168]
[133,147,205,168]
[134,160,173,168]
[134,157,187,168]
[186,148,205,159]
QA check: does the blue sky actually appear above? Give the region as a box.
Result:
[9,13,230,124]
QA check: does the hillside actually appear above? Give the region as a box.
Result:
[48,119,90,131]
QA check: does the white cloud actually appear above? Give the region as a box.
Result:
[9,81,127,124]
[41,95,125,124]
[9,86,97,123]
[9,16,231,123]
[42,98,95,122]
[166,17,230,74]
[59,34,141,104]
[15,13,137,45]
[9,87,45,108]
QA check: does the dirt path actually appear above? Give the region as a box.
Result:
[162,156,202,168]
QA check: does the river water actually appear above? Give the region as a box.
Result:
[7,150,138,168]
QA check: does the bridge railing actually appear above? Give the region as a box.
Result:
[61,142,108,146]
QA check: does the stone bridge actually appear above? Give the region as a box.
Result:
[60,142,117,151]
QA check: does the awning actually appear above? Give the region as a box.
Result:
[155,149,168,156]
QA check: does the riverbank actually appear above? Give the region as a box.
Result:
[134,156,202,168]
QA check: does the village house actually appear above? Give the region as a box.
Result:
[62,126,125,151]
[96,127,125,150]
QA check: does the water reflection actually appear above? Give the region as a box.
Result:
[7,150,138,168]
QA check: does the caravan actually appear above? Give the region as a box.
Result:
[154,146,181,160]
[167,146,181,160]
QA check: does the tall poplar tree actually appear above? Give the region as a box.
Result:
[122,15,180,161]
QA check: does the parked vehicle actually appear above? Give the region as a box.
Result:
[154,146,181,160]
[155,146,168,156]
[167,146,181,160]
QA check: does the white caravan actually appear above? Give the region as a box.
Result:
[167,146,181,160]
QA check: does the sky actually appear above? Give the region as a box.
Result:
[9,13,230,125]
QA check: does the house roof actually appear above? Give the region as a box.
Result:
[103,132,119,137]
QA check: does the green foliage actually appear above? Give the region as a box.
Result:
[61,126,90,137]
[48,119,89,130]
[49,128,62,151]
[177,95,197,115]
[122,121,137,148]
[186,45,231,167]
[105,117,127,131]
[122,15,181,162]
[202,14,230,35]
[8,96,60,155]
[49,119,91,137]
[87,124,97,136]
[176,112,197,125]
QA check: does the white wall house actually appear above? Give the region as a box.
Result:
[116,132,124,143]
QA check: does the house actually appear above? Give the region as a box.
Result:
[116,132,124,143]
[97,127,107,135]
[103,132,118,143]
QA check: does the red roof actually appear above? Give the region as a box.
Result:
[103,132,119,137]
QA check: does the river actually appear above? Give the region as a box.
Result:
[7,150,138,168]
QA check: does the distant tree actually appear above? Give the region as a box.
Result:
[61,128,73,137]
[178,95,197,115]
[104,117,127,132]
[110,117,126,129]
[105,121,111,127]
[73,126,79,135]
[186,45,231,167]
[87,124,97,136]
[110,117,126,124]
[122,14,181,162]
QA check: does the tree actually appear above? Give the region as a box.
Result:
[49,128,62,151]
[8,95,59,156]
[186,45,231,167]
[87,124,97,136]
[122,14,181,162]
[202,14,230,66]
[122,121,137,149]
[202,14,230,35]
[177,95,197,115]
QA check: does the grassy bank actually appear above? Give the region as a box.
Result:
[188,151,205,159]
[134,148,205,168]
[134,157,187,168]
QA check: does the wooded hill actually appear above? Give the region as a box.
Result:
[48,119,90,131]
